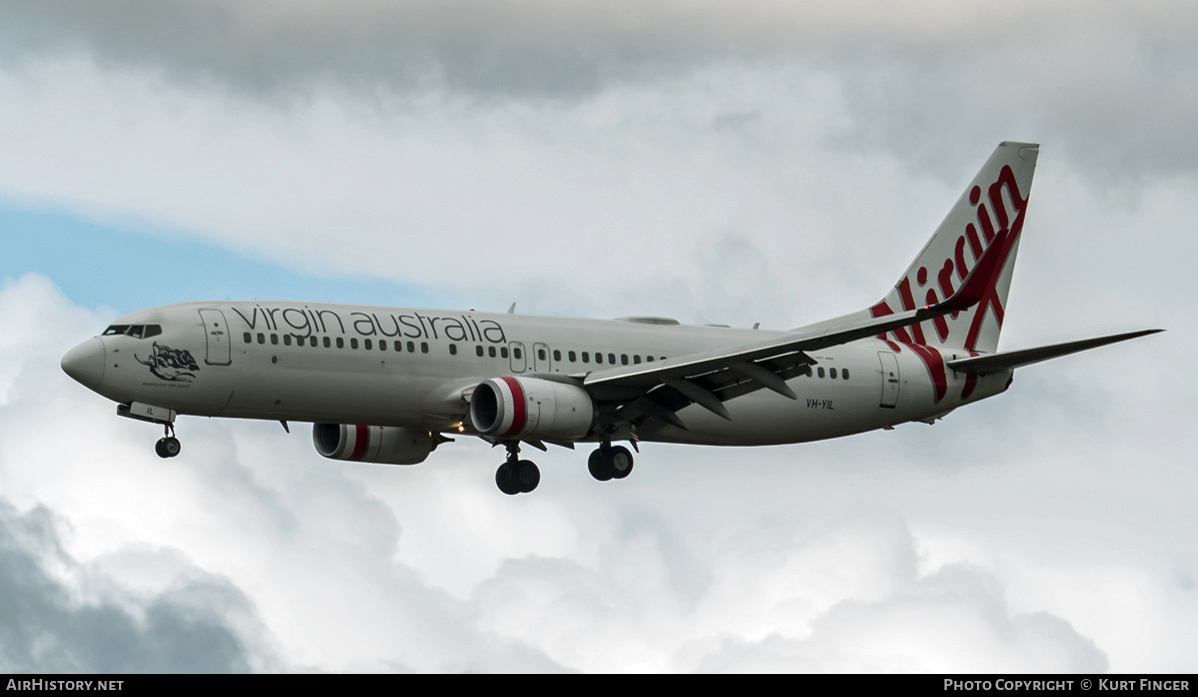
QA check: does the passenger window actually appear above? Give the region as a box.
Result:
[350,338,359,349]
[284,335,292,346]
[476,345,484,357]
[633,355,641,364]
[582,352,590,363]
[608,353,616,364]
[271,334,279,345]
[514,347,523,360]
[421,342,429,353]
[646,356,654,362]
[379,340,386,351]
[595,353,603,364]
[817,367,825,378]
[336,337,344,348]
[568,351,577,362]
[621,354,629,365]
[257,333,265,345]
[449,344,457,355]
[843,369,850,380]
[364,339,372,350]
[553,350,561,361]
[324,337,331,348]
[408,341,416,353]
[830,368,837,379]
[395,341,402,351]
[500,347,508,358]
[244,332,252,344]
[488,346,496,358]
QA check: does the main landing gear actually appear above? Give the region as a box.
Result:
[492,441,635,494]
[588,443,633,482]
[495,442,540,495]
[154,422,181,459]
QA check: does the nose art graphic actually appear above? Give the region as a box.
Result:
[61,338,106,391]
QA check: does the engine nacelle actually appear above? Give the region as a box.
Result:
[312,423,435,465]
[470,377,594,440]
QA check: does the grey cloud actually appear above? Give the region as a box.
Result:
[0,0,734,98]
[4,1,1193,111]
[0,500,265,672]
[6,0,1198,181]
[824,4,1198,180]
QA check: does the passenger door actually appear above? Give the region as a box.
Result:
[198,309,232,366]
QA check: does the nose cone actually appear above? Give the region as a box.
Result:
[62,338,106,392]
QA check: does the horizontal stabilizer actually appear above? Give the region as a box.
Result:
[946,329,1163,374]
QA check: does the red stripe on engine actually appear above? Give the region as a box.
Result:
[499,377,526,438]
[350,424,370,461]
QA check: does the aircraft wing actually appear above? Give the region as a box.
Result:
[581,227,1012,431]
[945,329,1163,374]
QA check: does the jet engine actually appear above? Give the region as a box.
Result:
[312,423,435,465]
[470,377,594,440]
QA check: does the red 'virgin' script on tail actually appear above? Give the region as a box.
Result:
[869,164,1028,402]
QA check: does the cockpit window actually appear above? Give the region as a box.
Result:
[102,324,161,338]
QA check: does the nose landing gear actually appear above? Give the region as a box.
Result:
[116,402,182,459]
[154,423,181,459]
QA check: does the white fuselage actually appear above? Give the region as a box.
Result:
[77,300,1013,446]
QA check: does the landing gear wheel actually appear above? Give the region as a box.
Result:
[609,446,633,479]
[496,463,521,496]
[496,441,539,495]
[589,445,634,482]
[513,460,540,493]
[155,437,181,459]
[588,448,614,481]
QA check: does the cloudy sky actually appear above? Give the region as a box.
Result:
[1,0,1195,673]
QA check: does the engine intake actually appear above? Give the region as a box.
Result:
[312,423,435,465]
[470,377,594,440]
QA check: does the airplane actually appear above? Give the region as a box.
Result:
[61,142,1160,495]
